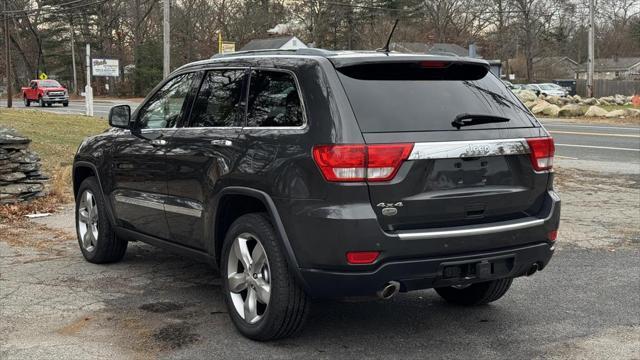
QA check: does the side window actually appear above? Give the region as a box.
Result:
[247,70,304,127]
[137,73,195,129]
[189,69,245,127]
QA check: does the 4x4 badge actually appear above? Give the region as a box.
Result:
[377,202,403,216]
[377,202,404,208]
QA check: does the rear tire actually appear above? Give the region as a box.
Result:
[23,95,30,107]
[75,177,127,263]
[435,278,513,306]
[39,97,44,107]
[221,213,309,341]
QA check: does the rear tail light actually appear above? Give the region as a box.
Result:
[547,230,558,242]
[526,137,555,171]
[346,251,380,264]
[312,143,413,182]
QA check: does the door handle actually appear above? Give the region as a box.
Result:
[150,139,167,146]
[211,139,233,146]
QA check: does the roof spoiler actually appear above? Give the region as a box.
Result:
[335,60,490,81]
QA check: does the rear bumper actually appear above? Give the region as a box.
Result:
[276,190,560,266]
[300,242,554,298]
[275,190,560,298]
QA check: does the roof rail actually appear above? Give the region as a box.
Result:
[210,48,336,59]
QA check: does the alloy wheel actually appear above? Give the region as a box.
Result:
[77,190,99,252]
[227,233,271,324]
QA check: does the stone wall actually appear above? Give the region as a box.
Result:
[0,128,48,204]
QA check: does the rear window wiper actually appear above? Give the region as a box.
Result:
[451,114,510,130]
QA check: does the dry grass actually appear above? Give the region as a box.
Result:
[0,196,67,222]
[0,109,107,219]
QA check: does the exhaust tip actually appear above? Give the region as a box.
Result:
[377,281,400,300]
[526,263,539,276]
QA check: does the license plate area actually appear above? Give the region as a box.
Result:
[427,157,517,190]
[439,255,514,281]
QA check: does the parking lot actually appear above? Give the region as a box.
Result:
[1,116,639,359]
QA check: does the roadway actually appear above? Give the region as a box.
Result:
[541,119,640,165]
[4,100,639,166]
[6,99,139,118]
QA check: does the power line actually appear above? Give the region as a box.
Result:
[2,0,90,13]
[1,0,109,16]
[286,0,591,16]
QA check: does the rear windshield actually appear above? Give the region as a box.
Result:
[337,63,537,132]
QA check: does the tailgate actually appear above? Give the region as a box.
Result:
[334,58,551,231]
[367,138,549,231]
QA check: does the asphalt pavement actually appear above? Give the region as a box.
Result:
[2,221,639,359]
[6,98,139,118]
[541,119,640,165]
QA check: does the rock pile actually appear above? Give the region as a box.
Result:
[514,90,640,118]
[0,128,48,204]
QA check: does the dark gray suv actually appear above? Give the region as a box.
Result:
[73,49,560,340]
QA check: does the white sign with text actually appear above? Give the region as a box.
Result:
[92,58,120,77]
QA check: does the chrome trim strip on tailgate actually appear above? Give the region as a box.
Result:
[396,218,544,240]
[408,138,530,160]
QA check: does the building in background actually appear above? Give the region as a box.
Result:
[532,57,579,80]
[575,57,640,80]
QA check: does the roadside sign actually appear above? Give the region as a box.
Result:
[221,42,236,53]
[92,58,120,77]
[39,73,48,80]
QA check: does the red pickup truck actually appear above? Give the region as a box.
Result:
[22,80,69,107]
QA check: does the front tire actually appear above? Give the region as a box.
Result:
[63,101,69,107]
[221,213,309,341]
[435,278,513,306]
[75,177,127,263]
[39,97,44,107]
[23,95,30,107]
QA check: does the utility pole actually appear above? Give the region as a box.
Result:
[163,0,170,78]
[587,0,595,98]
[70,20,78,95]
[4,0,12,108]
[85,44,93,116]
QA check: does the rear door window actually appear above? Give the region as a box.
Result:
[189,69,246,127]
[336,62,537,132]
[246,70,304,128]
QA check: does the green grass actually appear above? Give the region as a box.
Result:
[0,109,108,171]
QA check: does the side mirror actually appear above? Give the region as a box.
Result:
[108,105,131,129]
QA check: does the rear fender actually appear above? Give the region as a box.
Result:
[212,187,308,290]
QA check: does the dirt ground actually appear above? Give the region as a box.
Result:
[1,162,639,359]
[554,166,640,249]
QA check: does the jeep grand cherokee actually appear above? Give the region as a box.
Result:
[73,49,560,340]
